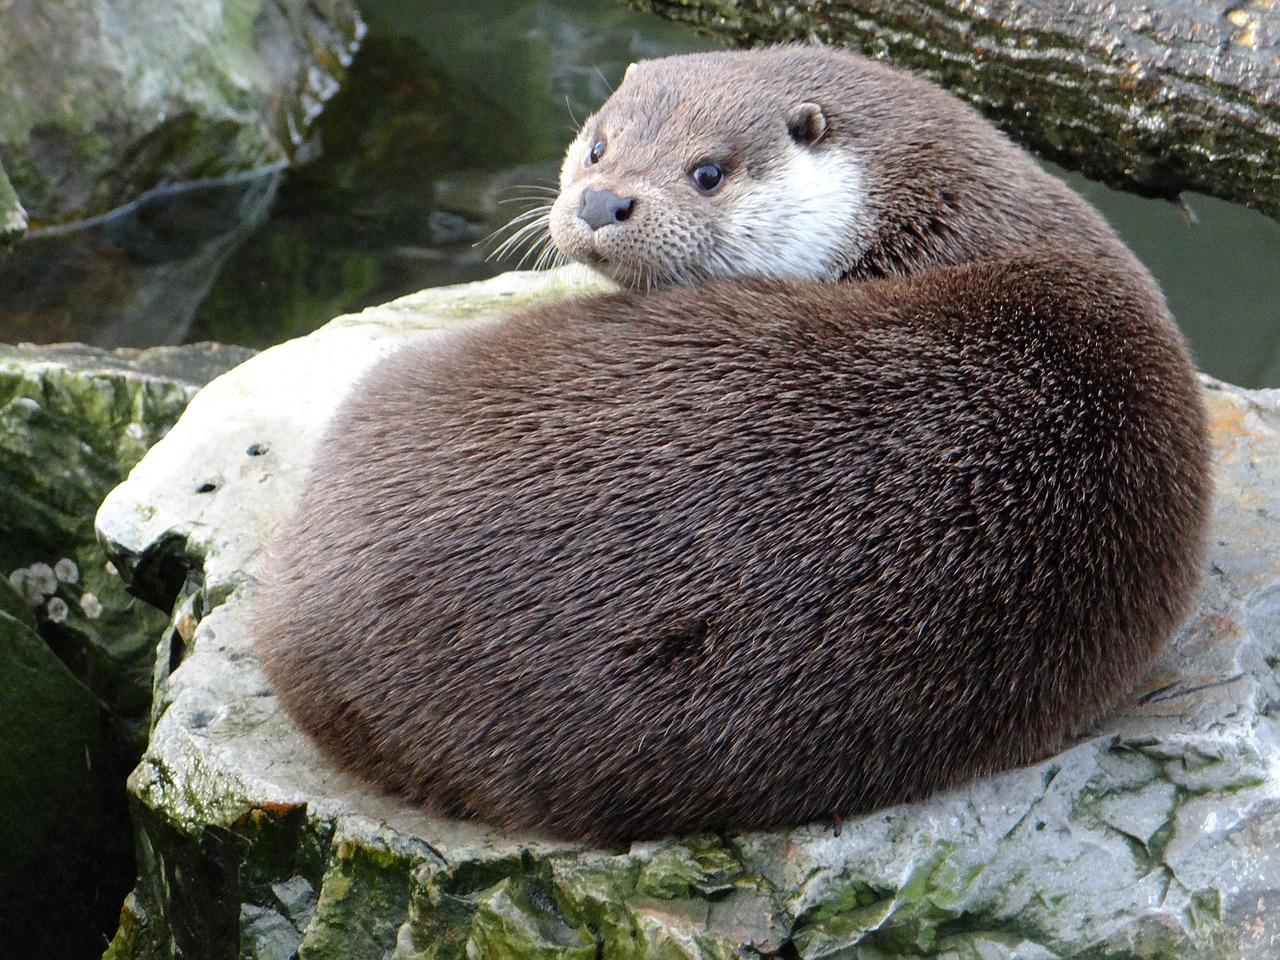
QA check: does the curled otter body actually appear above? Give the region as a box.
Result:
[252,47,1212,843]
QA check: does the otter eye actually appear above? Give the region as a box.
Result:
[587,139,607,165]
[691,163,724,194]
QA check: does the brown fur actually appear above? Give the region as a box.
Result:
[251,47,1212,843]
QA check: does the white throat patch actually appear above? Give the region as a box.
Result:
[714,146,868,282]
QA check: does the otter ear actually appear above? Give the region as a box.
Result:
[787,102,828,146]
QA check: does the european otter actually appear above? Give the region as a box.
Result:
[251,46,1212,843]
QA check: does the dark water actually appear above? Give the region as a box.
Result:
[3,0,1278,386]
[1056,169,1280,388]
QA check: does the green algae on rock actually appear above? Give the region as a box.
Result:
[0,341,253,959]
[0,343,254,742]
[94,269,1280,959]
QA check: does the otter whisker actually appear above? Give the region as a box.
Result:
[564,94,581,129]
[532,241,565,274]
[493,216,568,274]
[498,185,560,201]
[489,203,552,231]
[487,228,544,265]
[489,210,550,247]
[515,233,552,271]
[484,203,557,268]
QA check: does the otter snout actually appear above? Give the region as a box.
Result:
[578,188,635,231]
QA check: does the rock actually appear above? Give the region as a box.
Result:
[0,161,26,247]
[1,341,255,738]
[0,0,364,346]
[0,0,363,226]
[0,341,254,958]
[97,269,1280,959]
[0,586,113,958]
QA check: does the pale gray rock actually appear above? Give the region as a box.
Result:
[97,268,1280,959]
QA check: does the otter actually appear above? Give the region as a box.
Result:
[250,46,1212,843]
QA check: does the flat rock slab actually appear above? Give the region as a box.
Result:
[97,269,1280,960]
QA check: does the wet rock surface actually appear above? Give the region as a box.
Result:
[0,0,363,347]
[97,269,1280,959]
[0,341,253,960]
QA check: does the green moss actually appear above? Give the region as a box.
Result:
[0,346,228,957]
[402,852,599,960]
[112,799,339,960]
[786,846,1033,958]
[468,870,598,960]
[790,876,898,956]
[295,836,418,959]
[637,836,743,900]
[0,351,196,730]
[391,840,770,960]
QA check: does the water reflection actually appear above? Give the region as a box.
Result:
[0,170,281,347]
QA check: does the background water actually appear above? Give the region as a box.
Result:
[7,0,1280,386]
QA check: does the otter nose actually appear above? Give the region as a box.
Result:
[578,188,635,231]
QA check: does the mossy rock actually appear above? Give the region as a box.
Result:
[0,341,253,959]
[0,0,363,226]
[0,160,25,246]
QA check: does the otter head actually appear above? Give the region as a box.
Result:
[540,47,1114,288]
[548,52,874,288]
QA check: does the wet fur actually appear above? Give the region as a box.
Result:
[252,47,1212,842]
